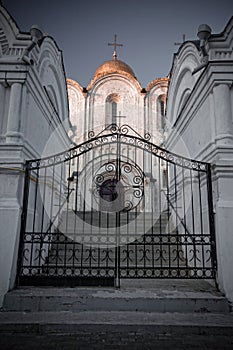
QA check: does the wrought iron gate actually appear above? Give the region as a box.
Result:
[17,124,217,286]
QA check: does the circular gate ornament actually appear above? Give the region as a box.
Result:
[92,159,144,213]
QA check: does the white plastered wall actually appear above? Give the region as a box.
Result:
[166,24,233,303]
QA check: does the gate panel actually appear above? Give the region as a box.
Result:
[17,124,217,286]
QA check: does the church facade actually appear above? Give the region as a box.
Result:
[66,43,168,215]
[67,50,168,146]
[0,2,233,307]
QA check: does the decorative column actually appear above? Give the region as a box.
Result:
[6,82,23,142]
[213,83,233,144]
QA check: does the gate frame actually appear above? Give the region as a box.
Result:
[16,124,217,286]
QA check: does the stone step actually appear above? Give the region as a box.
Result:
[58,210,170,233]
[66,211,169,220]
[45,210,184,267]
[1,311,233,350]
[46,239,182,257]
[0,311,233,333]
[3,280,230,314]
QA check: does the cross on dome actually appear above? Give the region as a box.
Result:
[108,34,123,60]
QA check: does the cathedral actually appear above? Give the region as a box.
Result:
[66,37,168,216]
[67,36,168,145]
[0,1,233,313]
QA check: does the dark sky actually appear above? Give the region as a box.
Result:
[3,0,233,88]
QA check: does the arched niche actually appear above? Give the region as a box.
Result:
[37,37,69,123]
[166,42,202,125]
[0,6,19,53]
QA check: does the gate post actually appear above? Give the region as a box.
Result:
[206,163,217,276]
[16,161,31,285]
[115,131,121,288]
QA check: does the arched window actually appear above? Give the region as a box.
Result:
[157,94,166,130]
[112,101,117,124]
[160,99,165,117]
[105,93,120,126]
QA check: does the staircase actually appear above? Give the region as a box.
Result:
[6,210,232,348]
[2,280,230,313]
[30,210,188,284]
[1,280,232,349]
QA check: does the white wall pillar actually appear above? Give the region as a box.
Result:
[214,165,233,303]
[5,82,23,142]
[0,83,5,134]
[214,83,233,144]
[0,171,23,306]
